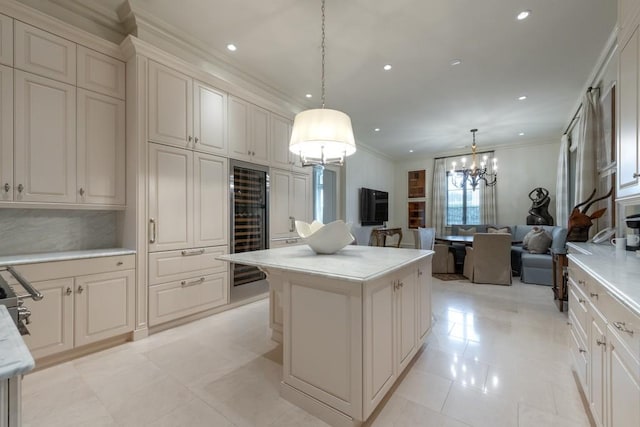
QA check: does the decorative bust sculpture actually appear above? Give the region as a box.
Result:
[526,187,554,225]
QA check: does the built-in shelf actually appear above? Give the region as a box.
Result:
[408,170,425,198]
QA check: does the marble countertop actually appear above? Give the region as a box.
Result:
[217,245,433,283]
[0,248,136,268]
[567,242,640,315]
[0,306,35,381]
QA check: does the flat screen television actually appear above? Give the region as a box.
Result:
[360,187,389,226]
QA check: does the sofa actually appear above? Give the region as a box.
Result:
[449,224,568,286]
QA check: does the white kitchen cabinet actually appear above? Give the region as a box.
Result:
[271,113,308,172]
[148,143,229,252]
[606,324,640,427]
[417,263,432,340]
[14,70,76,203]
[74,269,135,347]
[14,21,76,85]
[148,61,227,155]
[148,246,228,285]
[77,46,125,100]
[588,309,607,427]
[148,143,193,252]
[396,268,418,372]
[617,22,640,200]
[270,168,311,243]
[77,89,125,205]
[0,14,12,66]
[228,96,269,165]
[0,64,12,202]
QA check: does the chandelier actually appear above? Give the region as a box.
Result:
[289,0,356,166]
[450,129,497,191]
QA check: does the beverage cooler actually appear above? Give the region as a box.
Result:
[230,161,269,288]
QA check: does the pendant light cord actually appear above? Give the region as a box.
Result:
[321,0,326,109]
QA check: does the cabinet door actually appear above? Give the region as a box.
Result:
[0,64,12,201]
[270,169,292,239]
[148,60,193,148]
[21,278,74,359]
[271,114,293,170]
[193,81,227,155]
[148,143,193,251]
[74,269,135,347]
[77,46,125,99]
[250,105,270,165]
[14,71,76,203]
[291,172,311,224]
[14,21,75,84]
[417,261,432,340]
[589,312,607,427]
[193,152,228,247]
[228,96,251,161]
[0,14,12,66]
[397,268,418,372]
[607,327,640,427]
[618,25,640,198]
[77,89,125,205]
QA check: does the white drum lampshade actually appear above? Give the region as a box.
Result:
[289,108,356,164]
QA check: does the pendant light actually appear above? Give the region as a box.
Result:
[289,0,356,166]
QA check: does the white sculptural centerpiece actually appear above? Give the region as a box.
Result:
[295,220,355,254]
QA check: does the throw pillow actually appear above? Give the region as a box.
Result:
[527,229,553,254]
[458,227,476,236]
[522,227,539,249]
[488,226,511,234]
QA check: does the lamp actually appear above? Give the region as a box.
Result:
[450,129,497,191]
[289,0,356,166]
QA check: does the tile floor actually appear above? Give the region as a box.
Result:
[21,277,591,427]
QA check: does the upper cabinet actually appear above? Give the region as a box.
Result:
[148,60,228,155]
[228,95,269,165]
[77,46,125,100]
[617,20,640,200]
[0,14,12,67]
[14,21,76,85]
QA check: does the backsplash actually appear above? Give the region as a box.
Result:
[0,209,117,256]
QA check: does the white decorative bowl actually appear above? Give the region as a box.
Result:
[295,220,355,254]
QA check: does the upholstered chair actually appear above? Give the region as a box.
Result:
[463,233,512,285]
[414,228,455,274]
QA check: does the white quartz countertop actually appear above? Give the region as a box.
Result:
[567,242,640,315]
[0,306,35,380]
[0,248,136,268]
[217,245,433,283]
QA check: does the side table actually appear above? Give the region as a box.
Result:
[369,227,403,248]
[551,249,568,312]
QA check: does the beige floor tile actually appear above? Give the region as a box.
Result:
[147,397,236,427]
[442,383,519,427]
[518,402,590,427]
[394,369,453,411]
[483,365,556,413]
[370,394,470,427]
[412,347,489,391]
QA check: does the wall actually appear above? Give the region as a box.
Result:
[345,146,396,245]
[0,209,117,256]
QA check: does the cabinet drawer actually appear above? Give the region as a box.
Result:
[148,246,227,285]
[148,272,228,326]
[568,283,589,337]
[5,254,135,283]
[77,46,125,99]
[568,264,590,295]
[14,21,76,84]
[569,316,589,392]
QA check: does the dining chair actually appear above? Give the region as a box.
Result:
[414,228,455,274]
[463,233,512,285]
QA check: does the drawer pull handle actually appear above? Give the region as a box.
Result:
[117,261,123,266]
[181,277,206,287]
[579,348,586,354]
[149,218,156,244]
[634,172,639,178]
[289,216,295,233]
[578,298,586,304]
[578,279,586,285]
[613,321,634,336]
[181,249,205,256]
[590,292,599,299]
[566,321,572,326]
[596,336,606,347]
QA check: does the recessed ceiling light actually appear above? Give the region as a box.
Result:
[519,132,525,136]
[517,10,531,20]
[450,59,462,66]
[226,44,237,52]
[518,95,527,101]
[409,149,414,153]
[383,64,392,71]
[305,94,312,98]
[374,128,380,132]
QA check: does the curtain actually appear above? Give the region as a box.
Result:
[556,134,570,227]
[575,91,601,205]
[431,158,447,236]
[479,152,497,224]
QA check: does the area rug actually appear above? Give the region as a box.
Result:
[432,273,468,281]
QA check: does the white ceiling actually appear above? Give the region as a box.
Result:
[55,0,618,158]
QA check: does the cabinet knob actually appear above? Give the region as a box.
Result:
[188,136,193,142]
[65,287,72,296]
[3,183,9,193]
[17,184,24,193]
[590,292,598,299]
[194,137,199,143]
[596,336,606,347]
[79,187,85,196]
[77,285,84,294]
[117,261,123,266]
[634,173,639,178]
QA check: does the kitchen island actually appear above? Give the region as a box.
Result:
[218,245,433,427]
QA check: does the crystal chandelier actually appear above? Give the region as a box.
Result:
[450,129,497,191]
[289,0,356,166]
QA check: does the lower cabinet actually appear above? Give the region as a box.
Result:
[8,255,136,360]
[606,324,640,426]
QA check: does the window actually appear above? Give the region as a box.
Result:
[446,171,480,225]
[313,166,338,223]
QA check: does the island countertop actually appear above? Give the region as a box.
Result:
[217,245,433,283]
[0,306,35,381]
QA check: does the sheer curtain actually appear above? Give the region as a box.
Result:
[575,91,601,205]
[431,158,447,236]
[479,152,497,224]
[555,134,570,226]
